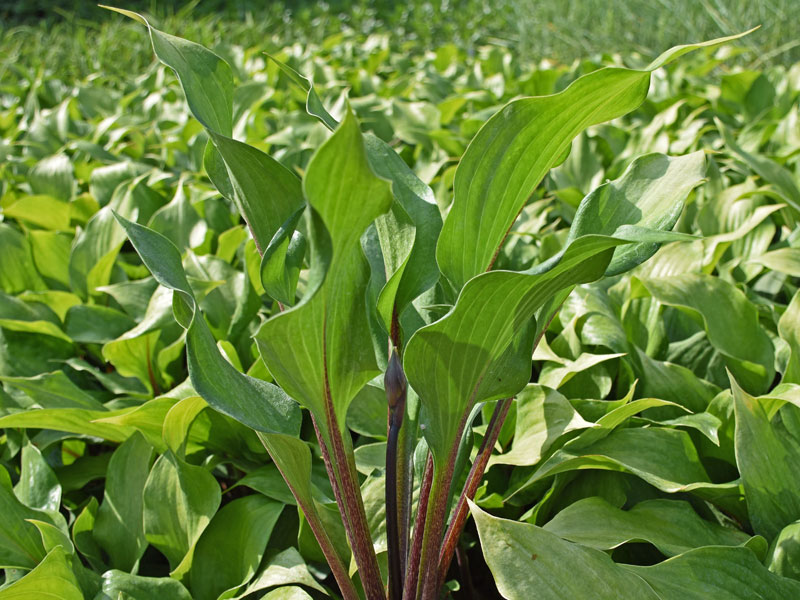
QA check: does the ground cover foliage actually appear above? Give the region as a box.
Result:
[0,4,800,600]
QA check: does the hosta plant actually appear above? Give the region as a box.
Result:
[8,6,795,598]
[99,10,758,600]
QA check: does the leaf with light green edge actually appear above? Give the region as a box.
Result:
[96,570,192,600]
[143,450,220,570]
[623,545,800,599]
[779,292,800,385]
[163,395,208,457]
[0,408,134,442]
[112,212,301,437]
[14,442,61,512]
[64,304,137,344]
[489,385,594,467]
[405,151,705,464]
[0,466,48,569]
[28,154,74,201]
[768,521,800,580]
[255,108,392,433]
[543,497,751,556]
[261,588,315,600]
[94,396,175,452]
[0,223,46,294]
[469,501,660,600]
[188,494,283,600]
[26,519,73,555]
[232,547,327,598]
[72,497,105,572]
[731,376,800,541]
[17,290,81,323]
[748,247,800,277]
[93,431,154,571]
[640,273,774,394]
[435,31,730,291]
[3,195,71,231]
[511,427,712,501]
[0,371,104,410]
[101,330,159,394]
[633,347,721,413]
[717,118,800,213]
[538,351,626,390]
[27,231,72,290]
[0,546,82,600]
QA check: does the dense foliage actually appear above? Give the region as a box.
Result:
[0,4,799,600]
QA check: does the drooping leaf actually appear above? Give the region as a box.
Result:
[0,546,83,600]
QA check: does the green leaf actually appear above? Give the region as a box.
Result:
[189,494,283,600]
[624,545,800,599]
[732,377,800,540]
[3,195,71,231]
[255,108,392,433]
[543,497,750,556]
[14,442,61,512]
[768,521,800,581]
[64,304,137,344]
[0,371,104,410]
[0,224,46,294]
[28,154,74,201]
[779,292,800,384]
[0,408,133,442]
[435,40,717,291]
[0,466,47,569]
[143,450,221,569]
[260,207,307,306]
[113,212,301,437]
[640,274,774,394]
[470,501,660,600]
[0,546,82,600]
[405,151,705,463]
[232,547,326,598]
[72,497,105,571]
[97,570,192,600]
[489,385,593,467]
[148,180,206,252]
[93,432,154,571]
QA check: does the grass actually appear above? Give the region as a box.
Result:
[1,0,798,85]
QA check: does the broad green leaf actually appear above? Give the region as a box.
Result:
[255,109,392,433]
[3,195,71,231]
[779,292,800,384]
[624,546,800,599]
[28,154,74,201]
[0,408,133,442]
[470,501,659,600]
[260,207,307,306]
[749,247,800,277]
[640,273,774,394]
[489,385,593,467]
[0,371,104,410]
[232,547,326,598]
[97,570,192,600]
[93,432,154,571]
[189,494,283,600]
[768,521,800,580]
[27,231,73,289]
[232,464,296,506]
[163,395,208,457]
[14,442,61,512]
[68,206,126,300]
[148,181,206,252]
[0,546,82,600]
[143,450,221,569]
[436,36,719,290]
[0,466,47,569]
[732,377,800,540]
[261,588,314,600]
[0,223,46,294]
[64,304,137,344]
[544,497,750,556]
[113,212,301,436]
[405,152,704,463]
[517,427,711,497]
